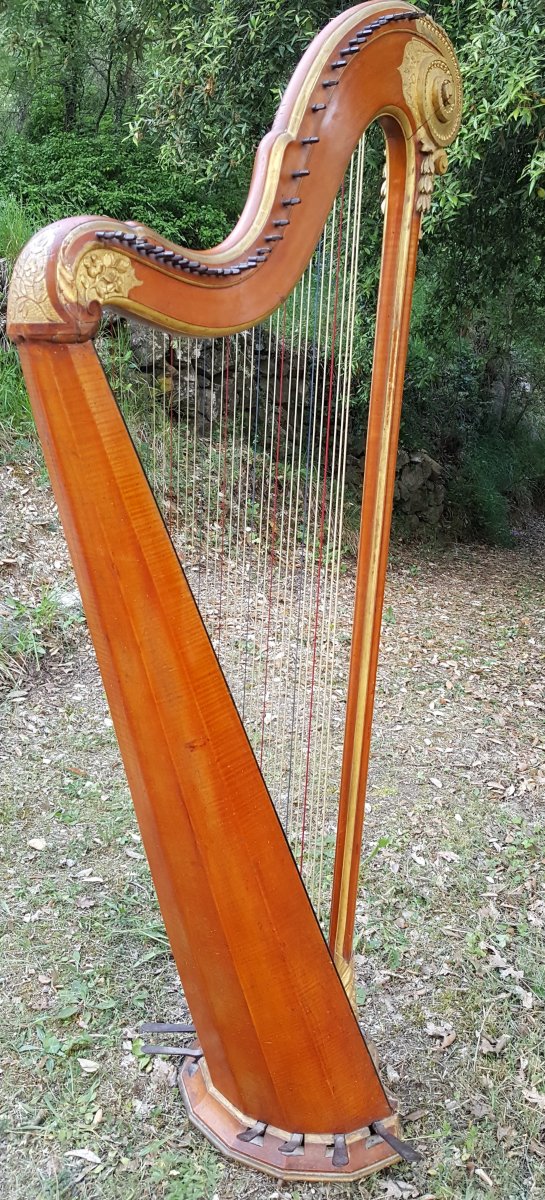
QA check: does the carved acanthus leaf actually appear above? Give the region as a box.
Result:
[417,141,450,215]
[7,228,62,326]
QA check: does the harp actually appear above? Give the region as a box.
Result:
[7,2,461,1183]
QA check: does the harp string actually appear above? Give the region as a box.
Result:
[107,134,368,922]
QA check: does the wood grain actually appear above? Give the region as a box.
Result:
[18,339,392,1134]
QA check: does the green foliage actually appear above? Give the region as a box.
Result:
[0,131,238,247]
[132,0,333,181]
[447,427,545,543]
[0,345,34,445]
[436,0,545,199]
[405,268,545,541]
[0,587,83,678]
[0,0,155,133]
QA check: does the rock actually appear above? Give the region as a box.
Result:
[394,446,445,529]
[129,322,167,369]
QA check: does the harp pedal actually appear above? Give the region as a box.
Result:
[331,1134,349,1167]
[140,1020,201,1061]
[369,1121,422,1165]
[140,1022,195,1035]
[279,1132,304,1156]
[238,1120,268,1145]
[142,1045,203,1058]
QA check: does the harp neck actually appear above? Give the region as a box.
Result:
[7,3,460,346]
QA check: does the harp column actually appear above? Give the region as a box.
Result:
[329,17,462,1001]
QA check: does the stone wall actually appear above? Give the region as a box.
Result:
[394,448,445,528]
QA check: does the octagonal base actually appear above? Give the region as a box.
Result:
[178,1054,402,1182]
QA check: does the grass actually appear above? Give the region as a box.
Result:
[0,191,39,267]
[0,346,37,461]
[0,586,84,681]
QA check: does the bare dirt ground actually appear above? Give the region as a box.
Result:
[1,457,545,1200]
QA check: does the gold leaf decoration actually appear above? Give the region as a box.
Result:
[74,249,142,307]
[7,228,62,326]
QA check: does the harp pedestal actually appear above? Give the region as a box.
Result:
[179,1055,402,1181]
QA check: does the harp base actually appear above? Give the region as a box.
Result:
[178,1054,402,1182]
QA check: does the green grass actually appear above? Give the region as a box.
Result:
[0,586,83,681]
[0,191,39,266]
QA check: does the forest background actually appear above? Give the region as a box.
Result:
[0,0,544,543]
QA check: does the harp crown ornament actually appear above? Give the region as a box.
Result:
[8,1,461,1183]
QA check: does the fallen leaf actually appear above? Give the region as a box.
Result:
[475,1166,494,1190]
[497,1126,517,1147]
[404,1108,427,1123]
[77,1059,100,1074]
[28,838,47,851]
[514,986,533,1010]
[379,1182,419,1199]
[487,951,508,970]
[470,1099,492,1120]
[426,1022,456,1050]
[64,1149,101,1164]
[523,1086,545,1112]
[480,1034,510,1055]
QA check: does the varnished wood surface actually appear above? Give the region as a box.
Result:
[328,122,421,967]
[18,340,392,1133]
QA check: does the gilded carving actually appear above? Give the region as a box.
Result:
[335,951,358,1014]
[380,155,388,216]
[416,139,449,215]
[399,36,461,150]
[7,228,62,326]
[8,227,142,331]
[74,249,142,306]
[399,25,461,218]
[56,243,142,309]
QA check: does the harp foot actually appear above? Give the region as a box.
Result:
[178,1054,408,1182]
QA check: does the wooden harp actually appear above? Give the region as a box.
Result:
[8,2,461,1183]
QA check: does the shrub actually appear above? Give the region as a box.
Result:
[446,427,545,543]
[0,129,241,249]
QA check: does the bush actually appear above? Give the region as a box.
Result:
[0,129,241,249]
[446,427,545,544]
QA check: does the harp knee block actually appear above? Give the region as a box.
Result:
[8,0,461,1182]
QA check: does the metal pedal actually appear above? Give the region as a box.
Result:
[332,1133,349,1167]
[238,1120,267,1144]
[279,1132,304,1155]
[369,1121,422,1164]
[140,1022,195,1035]
[141,1044,203,1058]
